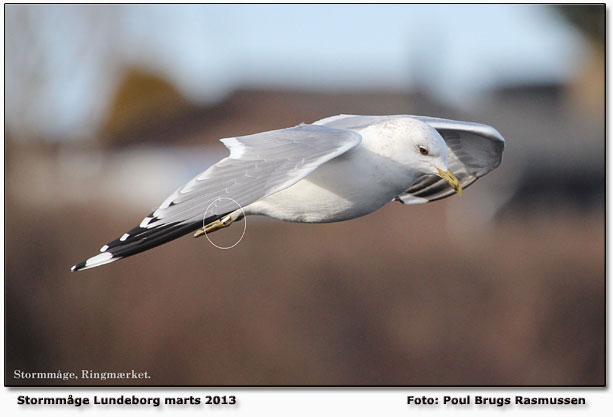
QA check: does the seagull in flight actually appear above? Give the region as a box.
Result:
[71,114,505,271]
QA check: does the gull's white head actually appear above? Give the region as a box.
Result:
[374,117,462,195]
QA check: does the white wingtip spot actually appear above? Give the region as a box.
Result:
[100,245,109,252]
[119,233,130,242]
[73,253,121,272]
[139,217,153,228]
[72,252,121,271]
[85,252,113,268]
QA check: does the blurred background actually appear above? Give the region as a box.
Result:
[5,4,604,385]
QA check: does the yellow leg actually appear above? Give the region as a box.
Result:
[194,212,237,238]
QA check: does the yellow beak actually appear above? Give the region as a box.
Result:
[436,168,462,196]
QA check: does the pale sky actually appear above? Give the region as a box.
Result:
[5,4,586,140]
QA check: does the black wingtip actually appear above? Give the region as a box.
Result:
[71,215,223,272]
[71,261,86,272]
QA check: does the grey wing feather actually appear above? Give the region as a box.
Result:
[149,124,362,225]
[396,116,505,204]
[71,124,361,271]
[118,123,362,239]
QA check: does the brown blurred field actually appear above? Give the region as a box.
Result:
[5,155,604,385]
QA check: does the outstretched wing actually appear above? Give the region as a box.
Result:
[395,116,505,204]
[71,124,362,271]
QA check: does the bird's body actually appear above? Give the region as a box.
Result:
[72,114,505,271]
[245,118,431,223]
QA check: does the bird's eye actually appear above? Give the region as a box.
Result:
[418,146,429,156]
